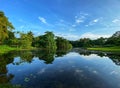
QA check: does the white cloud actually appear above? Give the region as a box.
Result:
[80,54,107,60]
[88,17,102,26]
[93,19,99,23]
[38,16,47,24]
[112,19,120,23]
[55,33,80,40]
[76,19,84,24]
[75,15,85,24]
[80,32,111,39]
[75,12,88,24]
[37,68,46,74]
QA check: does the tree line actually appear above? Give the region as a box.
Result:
[0,11,72,50]
[1,11,119,49]
[70,31,120,48]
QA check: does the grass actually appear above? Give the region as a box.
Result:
[0,45,20,54]
[87,46,120,52]
[0,45,37,54]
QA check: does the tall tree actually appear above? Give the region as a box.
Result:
[20,31,33,48]
[56,37,72,50]
[42,31,57,50]
[0,11,14,44]
[3,31,15,45]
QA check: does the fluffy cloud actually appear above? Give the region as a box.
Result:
[75,12,88,24]
[38,17,47,24]
[75,15,85,24]
[80,32,111,39]
[87,17,102,26]
[112,19,120,23]
[55,33,80,40]
[75,18,84,24]
[93,19,99,23]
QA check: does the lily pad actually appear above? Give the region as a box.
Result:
[24,77,30,82]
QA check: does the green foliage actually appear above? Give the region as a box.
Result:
[0,45,18,54]
[20,31,33,49]
[71,32,120,48]
[3,31,15,45]
[70,38,92,48]
[88,47,120,52]
[56,37,72,50]
[0,11,14,44]
[92,37,106,46]
[105,36,120,46]
[33,31,57,50]
[43,31,57,50]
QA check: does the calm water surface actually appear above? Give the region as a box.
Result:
[0,49,120,88]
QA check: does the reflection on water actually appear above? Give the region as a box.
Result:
[0,49,120,88]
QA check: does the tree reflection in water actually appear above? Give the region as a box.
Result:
[0,53,14,85]
[0,49,120,87]
[34,49,56,64]
[76,49,120,66]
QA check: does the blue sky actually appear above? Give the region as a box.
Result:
[0,0,120,40]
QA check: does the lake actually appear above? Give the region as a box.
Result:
[0,49,120,88]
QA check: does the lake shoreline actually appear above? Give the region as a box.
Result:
[1,45,120,55]
[0,45,38,54]
[87,46,120,52]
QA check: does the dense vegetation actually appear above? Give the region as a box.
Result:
[70,31,120,50]
[0,11,72,53]
[0,11,120,53]
[0,11,14,44]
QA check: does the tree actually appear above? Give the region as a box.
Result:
[44,31,57,49]
[3,31,15,45]
[102,31,120,46]
[0,11,14,44]
[56,36,72,50]
[92,37,106,47]
[20,31,33,48]
[38,31,57,50]
[78,38,92,47]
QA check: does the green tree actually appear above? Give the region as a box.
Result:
[78,38,92,47]
[37,31,57,50]
[92,37,106,47]
[20,31,33,49]
[3,31,15,45]
[56,36,72,50]
[44,31,57,50]
[0,11,14,44]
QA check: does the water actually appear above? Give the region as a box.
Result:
[0,49,120,88]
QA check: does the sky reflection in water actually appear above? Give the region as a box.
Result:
[0,50,120,88]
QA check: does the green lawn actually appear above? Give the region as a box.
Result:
[87,46,120,52]
[0,45,37,54]
[0,45,19,54]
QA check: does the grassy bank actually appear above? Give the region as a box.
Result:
[0,45,20,54]
[0,45,37,54]
[87,46,120,52]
